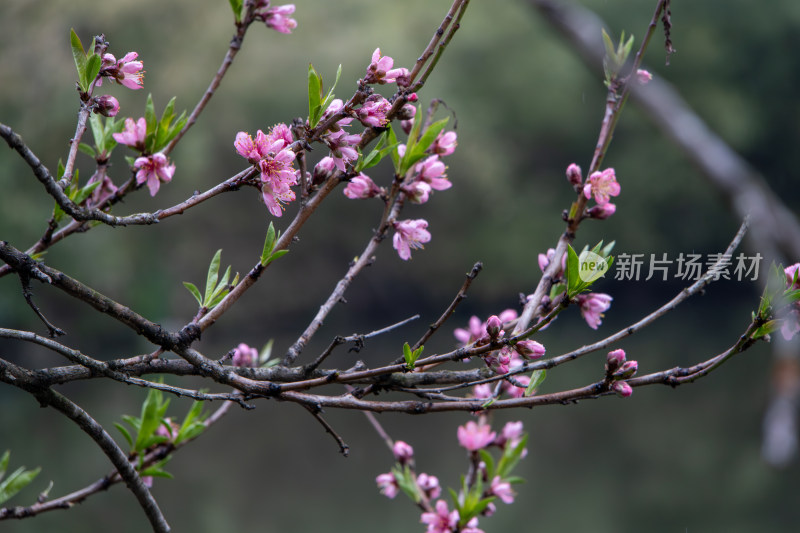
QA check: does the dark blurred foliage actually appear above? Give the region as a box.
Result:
[1,0,799,531]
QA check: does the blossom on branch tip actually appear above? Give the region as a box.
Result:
[613,360,638,380]
[415,155,451,191]
[392,219,431,261]
[99,52,144,90]
[113,117,147,151]
[416,473,441,499]
[420,499,459,533]
[613,380,633,397]
[471,383,493,399]
[86,169,118,208]
[636,69,653,85]
[586,202,617,219]
[392,440,414,463]
[133,152,174,196]
[501,421,525,449]
[254,2,297,34]
[575,292,612,329]
[357,96,391,127]
[325,129,361,172]
[606,349,626,373]
[313,156,336,185]
[457,420,496,451]
[503,375,530,399]
[365,48,409,85]
[566,163,582,188]
[343,173,382,199]
[376,473,399,499]
[402,181,432,204]
[431,131,457,156]
[232,343,258,367]
[538,247,566,278]
[514,339,545,360]
[490,476,515,504]
[461,518,486,533]
[583,168,620,206]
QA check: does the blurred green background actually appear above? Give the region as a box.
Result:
[1,0,799,531]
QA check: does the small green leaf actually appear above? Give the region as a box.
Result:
[478,449,495,480]
[387,124,400,171]
[228,0,244,23]
[392,465,421,503]
[261,222,277,265]
[307,64,322,127]
[183,282,203,306]
[204,250,223,306]
[319,64,342,117]
[144,94,157,145]
[566,244,581,296]
[0,465,41,505]
[0,451,9,479]
[140,457,173,479]
[524,369,546,396]
[263,249,289,267]
[135,388,167,452]
[752,320,781,340]
[69,29,88,91]
[114,422,134,448]
[85,53,102,87]
[78,143,96,158]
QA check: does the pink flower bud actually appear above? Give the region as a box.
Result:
[613,380,633,397]
[636,69,653,85]
[392,440,414,463]
[606,349,626,373]
[613,360,638,380]
[416,473,441,499]
[514,339,546,360]
[566,163,582,188]
[485,315,503,339]
[586,202,617,219]
[376,473,399,499]
[313,156,336,185]
[95,95,120,117]
[232,343,258,367]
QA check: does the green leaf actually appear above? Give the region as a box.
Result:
[261,222,277,266]
[228,0,243,23]
[566,244,581,296]
[319,64,342,117]
[524,369,546,396]
[752,320,781,340]
[69,29,88,91]
[74,180,101,206]
[392,465,421,503]
[183,282,203,306]
[204,250,223,306]
[496,434,528,479]
[263,249,289,267]
[402,343,423,370]
[784,288,800,305]
[0,465,41,505]
[140,457,173,479]
[387,124,400,171]
[307,64,322,127]
[478,449,495,481]
[78,143,96,158]
[144,94,157,146]
[114,422,134,448]
[410,117,448,158]
[85,53,102,87]
[175,401,207,446]
[135,388,167,452]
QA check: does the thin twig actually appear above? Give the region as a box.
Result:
[301,404,350,457]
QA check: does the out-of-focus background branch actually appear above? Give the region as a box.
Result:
[1,0,799,531]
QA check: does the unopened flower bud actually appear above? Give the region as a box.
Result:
[514,339,546,360]
[94,95,120,117]
[486,315,503,339]
[613,360,638,380]
[587,203,617,219]
[636,69,653,85]
[566,163,582,189]
[313,156,336,185]
[393,440,414,464]
[606,349,626,373]
[407,92,419,103]
[613,380,633,397]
